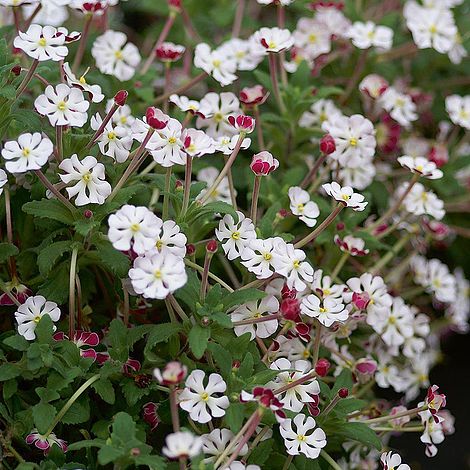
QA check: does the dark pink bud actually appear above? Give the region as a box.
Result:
[186,244,196,256]
[11,65,21,76]
[352,291,370,310]
[168,0,182,10]
[114,90,128,106]
[428,144,448,168]
[336,222,345,230]
[281,283,297,299]
[320,134,336,155]
[315,358,330,377]
[206,239,218,253]
[278,208,289,218]
[355,358,377,376]
[84,209,93,219]
[338,387,349,398]
[232,360,241,369]
[175,180,183,190]
[228,114,255,133]
[281,298,300,321]
[250,151,279,176]
[146,107,168,130]
[240,85,269,107]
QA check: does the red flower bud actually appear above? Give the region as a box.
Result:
[175,180,183,190]
[206,240,218,253]
[228,114,255,133]
[428,144,448,168]
[11,65,21,76]
[281,298,300,321]
[146,107,168,130]
[186,244,195,256]
[84,209,93,219]
[250,151,279,176]
[319,134,336,155]
[315,358,331,377]
[114,90,128,106]
[278,208,289,218]
[338,387,349,398]
[352,291,371,310]
[232,360,241,369]
[281,283,297,299]
[336,222,345,231]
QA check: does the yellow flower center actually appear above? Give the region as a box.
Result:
[297,434,306,441]
[367,31,375,39]
[212,59,221,68]
[79,76,87,84]
[22,147,31,157]
[268,41,276,49]
[319,112,327,122]
[297,203,304,213]
[308,33,317,44]
[82,172,92,183]
[433,279,441,288]
[421,192,428,202]
[349,137,358,147]
[38,37,47,47]
[33,315,41,324]
[293,260,300,269]
[57,101,67,111]
[319,307,327,313]
[302,349,310,358]
[130,223,140,232]
[254,312,262,318]
[429,24,437,34]
[156,240,164,250]
[395,98,405,108]
[231,231,240,240]
[120,116,127,124]
[115,50,123,60]
[418,373,428,383]
[388,315,396,325]
[341,194,350,201]
[214,112,224,123]
[200,392,210,401]
[323,289,331,296]
[168,136,177,144]
[107,131,116,140]
[416,164,423,172]
[187,144,196,153]
[459,110,468,119]
[263,253,272,261]
[210,189,219,198]
[235,51,245,59]
[154,270,162,279]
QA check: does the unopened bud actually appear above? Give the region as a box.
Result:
[146,107,168,130]
[130,448,141,456]
[201,316,210,327]
[175,180,183,190]
[11,65,21,76]
[336,222,345,231]
[114,90,128,106]
[338,387,349,398]
[315,358,331,377]
[280,298,300,321]
[232,360,241,370]
[84,209,93,219]
[206,240,218,253]
[319,134,336,155]
[186,244,195,256]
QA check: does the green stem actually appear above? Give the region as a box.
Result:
[184,259,234,293]
[311,320,323,366]
[181,154,192,216]
[320,450,342,470]
[361,405,427,424]
[162,167,172,220]
[250,175,261,224]
[330,252,349,279]
[68,247,79,338]
[282,455,294,470]
[45,374,100,436]
[370,232,412,275]
[372,426,424,432]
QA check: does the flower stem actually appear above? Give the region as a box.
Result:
[232,0,245,38]
[295,203,344,248]
[121,279,130,327]
[154,72,207,105]
[23,3,42,29]
[331,252,349,280]
[282,455,293,470]
[86,103,118,149]
[225,155,238,210]
[34,170,76,212]
[184,259,234,293]
[233,312,282,326]
[72,14,93,74]
[301,153,327,188]
[15,59,39,99]
[360,405,427,424]
[274,370,317,395]
[200,133,245,205]
[45,373,101,436]
[55,125,63,163]
[107,128,155,203]
[140,13,176,75]
[268,52,285,113]
[169,385,180,431]
[372,426,424,432]
[68,246,79,338]
[320,450,343,470]
[182,154,192,216]
[162,166,172,220]
[311,320,323,366]
[250,175,261,224]
[4,187,17,279]
[339,49,368,105]
[370,232,412,276]
[200,251,214,302]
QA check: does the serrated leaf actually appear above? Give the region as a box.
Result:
[144,323,183,355]
[22,199,75,225]
[62,397,90,424]
[223,288,266,310]
[0,242,18,263]
[32,402,56,434]
[188,324,210,359]
[3,334,29,351]
[38,262,70,304]
[92,378,115,405]
[37,240,72,275]
[207,342,232,376]
[107,319,129,362]
[238,352,254,379]
[336,422,383,451]
[94,240,130,278]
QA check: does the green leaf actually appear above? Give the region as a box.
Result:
[336,422,383,451]
[22,199,75,225]
[107,319,129,362]
[112,412,136,441]
[35,387,60,403]
[211,311,233,328]
[247,439,273,466]
[62,397,90,424]
[190,200,238,222]
[97,445,125,465]
[37,240,72,276]
[92,378,115,405]
[224,403,244,433]
[3,334,29,351]
[334,398,367,415]
[3,379,17,400]
[122,381,150,406]
[32,402,56,434]
[331,369,353,396]
[144,323,183,355]
[207,342,232,377]
[35,314,54,344]
[248,368,279,386]
[223,289,266,310]
[0,363,21,381]
[0,84,16,99]
[38,262,70,304]
[174,270,200,311]
[238,353,254,379]
[0,242,18,263]
[94,240,130,278]
[188,324,210,359]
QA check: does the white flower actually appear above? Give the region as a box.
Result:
[367,296,414,348]
[345,273,393,314]
[216,211,256,261]
[445,268,470,333]
[299,99,342,128]
[338,162,376,191]
[22,2,69,27]
[147,118,185,167]
[108,205,161,255]
[91,30,140,81]
[269,358,320,412]
[170,95,201,114]
[322,182,368,211]
[14,24,68,61]
[310,269,345,300]
[231,295,279,339]
[90,114,132,163]
[162,431,202,459]
[182,128,215,158]
[62,62,104,103]
[15,295,61,341]
[251,27,294,54]
[218,38,263,71]
[315,6,351,38]
[288,187,320,228]
[108,100,135,129]
[404,2,457,54]
[257,0,293,4]
[448,34,467,64]
[197,167,233,204]
[271,240,314,291]
[149,220,187,258]
[59,154,111,206]
[241,238,280,279]
[445,95,470,129]
[196,92,241,138]
[228,463,260,470]
[201,428,247,462]
[129,251,187,299]
[214,135,251,155]
[397,156,443,179]
[322,114,376,168]
[280,414,327,459]
[334,234,369,256]
[301,295,348,327]
[0,169,6,196]
[379,87,418,127]
[397,182,445,220]
[380,451,411,470]
[293,18,332,60]
[2,133,53,173]
[418,408,445,457]
[35,84,89,128]
[179,370,230,423]
[194,43,237,87]
[425,258,457,303]
[348,21,393,50]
